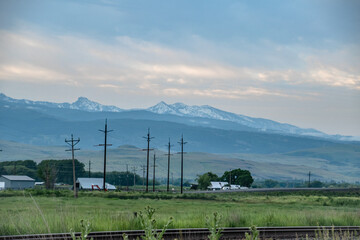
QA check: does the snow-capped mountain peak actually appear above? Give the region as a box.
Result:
[0,93,123,112]
[76,97,91,103]
[147,101,178,115]
[147,101,333,138]
[71,97,105,111]
[148,101,241,120]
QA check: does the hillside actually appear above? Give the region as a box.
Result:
[1,103,358,154]
[0,140,358,182]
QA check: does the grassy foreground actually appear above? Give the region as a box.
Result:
[0,189,359,235]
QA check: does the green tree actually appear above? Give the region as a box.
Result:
[220,169,254,187]
[37,160,58,189]
[0,160,38,179]
[55,159,86,184]
[196,172,219,190]
[264,179,279,188]
[310,180,323,188]
[37,159,86,185]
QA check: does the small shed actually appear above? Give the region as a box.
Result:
[208,181,228,190]
[0,175,35,190]
[76,178,116,191]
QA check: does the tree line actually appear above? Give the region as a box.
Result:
[0,160,143,189]
[251,179,360,188]
[196,168,254,190]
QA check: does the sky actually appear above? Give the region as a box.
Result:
[0,0,359,136]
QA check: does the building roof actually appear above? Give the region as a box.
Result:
[1,175,35,181]
[77,178,116,190]
[208,181,228,189]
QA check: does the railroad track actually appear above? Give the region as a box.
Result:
[1,226,359,240]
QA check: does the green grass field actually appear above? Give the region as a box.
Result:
[1,189,359,235]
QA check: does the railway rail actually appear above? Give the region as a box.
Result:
[1,226,359,240]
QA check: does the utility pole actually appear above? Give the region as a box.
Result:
[132,166,137,189]
[229,169,232,189]
[126,164,129,191]
[141,165,146,189]
[152,153,158,192]
[88,160,91,178]
[142,128,154,193]
[308,171,311,188]
[65,134,80,198]
[165,138,173,192]
[96,119,113,191]
[178,135,187,194]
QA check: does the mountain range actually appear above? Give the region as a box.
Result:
[0,93,359,181]
[0,93,356,141]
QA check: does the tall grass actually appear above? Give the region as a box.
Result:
[0,190,359,235]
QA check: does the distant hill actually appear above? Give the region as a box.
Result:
[0,140,358,182]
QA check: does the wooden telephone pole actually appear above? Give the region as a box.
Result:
[142,128,154,193]
[178,135,187,194]
[96,119,113,191]
[65,134,80,198]
[165,138,173,192]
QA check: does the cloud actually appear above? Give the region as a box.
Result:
[98,83,121,89]
[0,29,359,102]
[0,64,69,82]
[192,87,294,99]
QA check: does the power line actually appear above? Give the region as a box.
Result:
[229,169,232,190]
[96,119,113,191]
[126,164,129,191]
[164,138,173,192]
[132,166,137,188]
[65,134,80,198]
[152,153,158,192]
[142,128,154,193]
[178,134,187,194]
[141,164,146,189]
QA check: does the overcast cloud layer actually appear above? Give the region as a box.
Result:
[0,0,359,136]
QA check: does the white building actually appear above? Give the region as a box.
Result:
[76,178,116,190]
[208,181,229,190]
[0,175,35,190]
